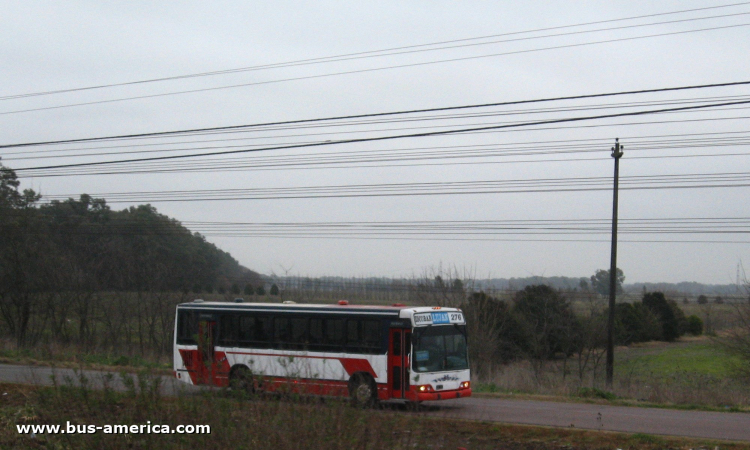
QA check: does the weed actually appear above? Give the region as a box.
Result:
[575,387,617,401]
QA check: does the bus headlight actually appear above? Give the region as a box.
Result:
[460,381,470,389]
[417,385,434,392]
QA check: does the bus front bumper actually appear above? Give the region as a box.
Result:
[415,388,471,401]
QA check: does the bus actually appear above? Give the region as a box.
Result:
[173,299,471,405]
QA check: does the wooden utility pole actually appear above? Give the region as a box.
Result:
[606,138,623,389]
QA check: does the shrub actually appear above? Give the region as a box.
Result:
[642,292,682,342]
[615,302,662,344]
[511,285,579,359]
[686,315,703,336]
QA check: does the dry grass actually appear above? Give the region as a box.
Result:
[1,380,747,450]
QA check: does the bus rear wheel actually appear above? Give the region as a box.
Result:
[229,366,255,393]
[349,374,376,408]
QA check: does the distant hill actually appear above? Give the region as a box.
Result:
[1,163,261,293]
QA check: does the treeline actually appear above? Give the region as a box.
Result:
[462,286,703,380]
[0,163,261,347]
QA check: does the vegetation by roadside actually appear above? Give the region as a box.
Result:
[474,336,750,412]
[0,346,171,375]
[1,381,748,450]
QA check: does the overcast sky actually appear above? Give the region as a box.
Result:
[2,1,750,284]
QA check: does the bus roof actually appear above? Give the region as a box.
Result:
[177,300,461,320]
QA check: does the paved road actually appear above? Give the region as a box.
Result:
[425,396,749,442]
[1,364,747,441]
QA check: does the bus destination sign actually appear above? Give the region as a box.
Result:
[413,311,465,326]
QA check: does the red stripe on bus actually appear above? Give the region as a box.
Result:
[226,351,377,378]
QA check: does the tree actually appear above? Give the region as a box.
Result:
[256,285,265,296]
[697,295,708,305]
[614,302,661,345]
[461,292,512,376]
[715,280,750,378]
[231,284,241,295]
[244,284,254,295]
[715,296,724,304]
[642,292,682,342]
[0,163,41,210]
[511,285,579,362]
[270,284,279,296]
[590,268,625,296]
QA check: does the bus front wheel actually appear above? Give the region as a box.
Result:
[348,373,376,407]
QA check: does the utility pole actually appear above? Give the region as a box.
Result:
[606,138,623,389]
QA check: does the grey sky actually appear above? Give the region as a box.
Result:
[2,1,749,284]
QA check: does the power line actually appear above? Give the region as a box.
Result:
[3,23,750,116]
[5,80,750,151]
[4,2,748,102]
[6,92,750,161]
[12,98,750,173]
[35,171,750,203]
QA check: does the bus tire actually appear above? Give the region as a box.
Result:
[229,366,255,393]
[348,373,376,408]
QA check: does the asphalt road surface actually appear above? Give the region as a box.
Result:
[1,364,747,441]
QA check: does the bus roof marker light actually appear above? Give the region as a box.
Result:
[193,299,204,303]
[338,300,349,305]
[392,303,406,307]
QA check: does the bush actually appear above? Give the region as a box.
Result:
[615,302,662,344]
[697,295,708,305]
[511,285,579,359]
[642,292,683,342]
[462,292,516,368]
[686,315,703,336]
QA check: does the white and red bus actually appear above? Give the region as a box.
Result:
[173,299,471,405]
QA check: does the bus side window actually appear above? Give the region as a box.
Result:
[346,319,360,353]
[290,317,307,350]
[255,316,272,347]
[324,318,344,350]
[309,318,323,351]
[274,317,291,349]
[177,311,198,345]
[363,320,381,354]
[238,315,255,346]
[219,314,238,346]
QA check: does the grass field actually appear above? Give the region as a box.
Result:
[1,380,748,450]
[476,335,750,411]
[617,337,740,378]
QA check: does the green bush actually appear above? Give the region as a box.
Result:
[615,302,662,345]
[642,292,683,342]
[511,285,579,359]
[686,315,703,336]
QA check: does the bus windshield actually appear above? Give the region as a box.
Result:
[412,325,468,373]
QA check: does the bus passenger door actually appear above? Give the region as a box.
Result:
[388,329,410,399]
[197,319,216,384]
